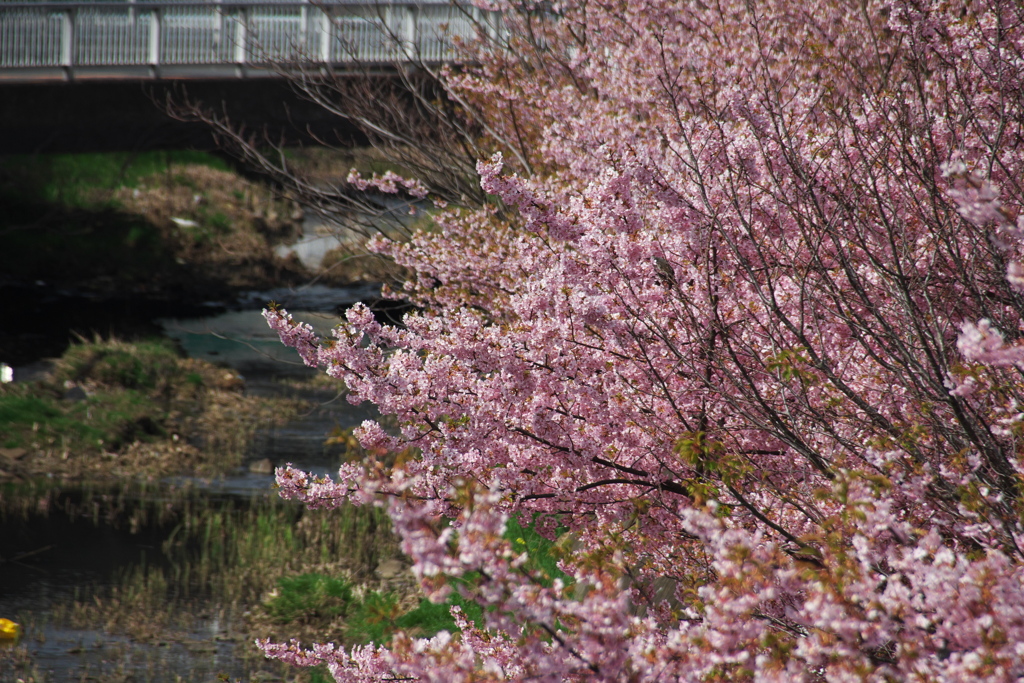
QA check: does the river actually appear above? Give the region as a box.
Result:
[0,283,387,682]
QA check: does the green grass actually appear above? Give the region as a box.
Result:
[260,516,567,649]
[0,387,166,452]
[0,338,184,453]
[0,395,102,449]
[155,498,396,606]
[3,151,229,208]
[262,572,464,645]
[1,480,401,659]
[57,337,181,391]
[266,573,354,623]
[309,667,334,683]
[506,516,570,586]
[207,211,232,233]
[86,496,401,640]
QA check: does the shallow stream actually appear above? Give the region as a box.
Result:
[1,284,379,682]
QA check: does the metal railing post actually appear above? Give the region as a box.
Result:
[234,6,248,64]
[147,7,161,65]
[60,8,74,68]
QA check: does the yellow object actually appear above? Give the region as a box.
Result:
[0,619,21,640]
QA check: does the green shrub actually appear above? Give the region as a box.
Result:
[345,591,403,644]
[266,573,355,624]
[262,517,563,648]
[59,338,181,390]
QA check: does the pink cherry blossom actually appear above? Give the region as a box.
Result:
[260,0,1024,679]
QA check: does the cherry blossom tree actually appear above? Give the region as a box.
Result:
[259,0,1024,679]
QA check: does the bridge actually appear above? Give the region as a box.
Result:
[0,0,496,152]
[0,0,496,82]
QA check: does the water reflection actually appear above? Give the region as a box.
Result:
[1,285,391,681]
[160,300,379,495]
[0,481,396,682]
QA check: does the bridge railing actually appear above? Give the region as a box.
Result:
[0,0,498,79]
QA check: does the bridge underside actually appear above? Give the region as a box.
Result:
[1,78,364,154]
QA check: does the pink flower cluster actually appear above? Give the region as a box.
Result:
[260,0,1024,679]
[347,169,429,199]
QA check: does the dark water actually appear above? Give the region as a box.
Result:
[159,292,380,493]
[0,486,259,681]
[0,285,375,682]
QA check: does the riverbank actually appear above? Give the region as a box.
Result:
[0,337,308,482]
[0,149,407,367]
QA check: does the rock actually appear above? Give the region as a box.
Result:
[218,371,245,391]
[63,386,88,402]
[249,458,274,475]
[0,447,27,461]
[375,559,406,580]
